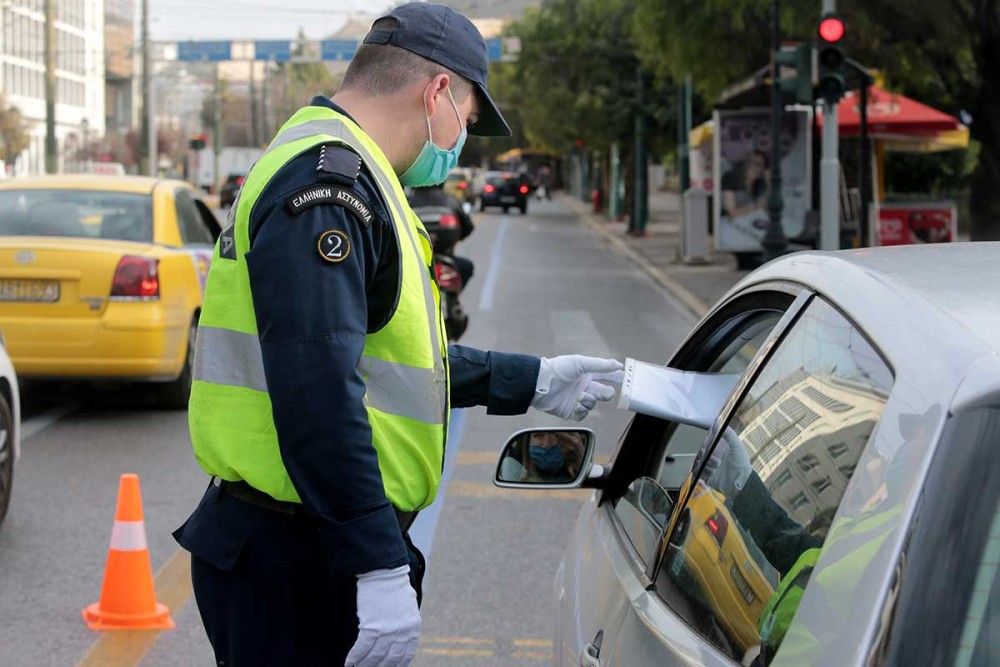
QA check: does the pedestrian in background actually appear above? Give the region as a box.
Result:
[173,4,622,666]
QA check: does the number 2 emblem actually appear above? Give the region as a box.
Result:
[317,229,351,264]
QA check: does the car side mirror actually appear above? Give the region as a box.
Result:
[495,427,596,489]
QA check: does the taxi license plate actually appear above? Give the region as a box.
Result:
[500,196,516,203]
[0,279,60,302]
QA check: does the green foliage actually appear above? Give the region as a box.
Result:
[504,0,659,153]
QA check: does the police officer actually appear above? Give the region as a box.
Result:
[173,4,623,666]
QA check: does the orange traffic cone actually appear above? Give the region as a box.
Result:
[82,473,174,630]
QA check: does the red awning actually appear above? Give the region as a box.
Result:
[819,86,961,138]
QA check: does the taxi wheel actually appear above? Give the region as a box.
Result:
[0,393,14,528]
[157,318,197,410]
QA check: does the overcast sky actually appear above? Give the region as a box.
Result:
[150,0,396,41]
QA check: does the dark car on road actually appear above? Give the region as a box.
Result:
[478,172,529,214]
[219,173,246,209]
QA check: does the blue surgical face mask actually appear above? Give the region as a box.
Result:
[529,443,566,473]
[400,87,467,187]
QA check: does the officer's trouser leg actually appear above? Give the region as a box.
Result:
[191,528,359,666]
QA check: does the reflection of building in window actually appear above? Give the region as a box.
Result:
[737,371,888,527]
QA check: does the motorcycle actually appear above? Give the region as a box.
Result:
[412,203,472,341]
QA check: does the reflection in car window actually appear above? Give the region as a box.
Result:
[955,502,999,666]
[613,311,783,566]
[655,298,893,664]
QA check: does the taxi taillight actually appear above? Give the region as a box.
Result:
[706,509,729,547]
[111,256,160,300]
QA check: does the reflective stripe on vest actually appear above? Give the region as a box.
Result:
[189,105,448,511]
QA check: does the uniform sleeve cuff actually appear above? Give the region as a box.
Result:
[317,503,409,576]
[487,352,541,415]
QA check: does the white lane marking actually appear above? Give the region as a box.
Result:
[477,218,510,313]
[20,402,78,442]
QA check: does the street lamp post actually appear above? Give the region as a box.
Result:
[761,0,789,260]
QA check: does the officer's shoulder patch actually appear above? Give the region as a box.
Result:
[285,184,374,226]
[317,229,352,264]
[317,144,362,186]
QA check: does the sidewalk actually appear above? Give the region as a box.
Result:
[560,190,749,318]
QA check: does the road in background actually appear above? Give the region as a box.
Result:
[0,197,695,666]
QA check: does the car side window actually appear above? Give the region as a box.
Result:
[612,310,784,566]
[654,297,893,663]
[175,188,214,245]
[193,198,221,242]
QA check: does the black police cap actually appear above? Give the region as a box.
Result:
[362,2,512,137]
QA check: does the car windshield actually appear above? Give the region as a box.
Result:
[0,189,153,242]
[487,177,506,186]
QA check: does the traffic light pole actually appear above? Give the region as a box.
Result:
[820,0,840,251]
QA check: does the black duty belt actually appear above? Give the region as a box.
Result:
[215,478,417,532]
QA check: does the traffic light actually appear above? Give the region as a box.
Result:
[776,42,814,105]
[189,133,207,151]
[817,14,846,103]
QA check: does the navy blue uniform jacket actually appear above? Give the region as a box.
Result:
[178,97,539,577]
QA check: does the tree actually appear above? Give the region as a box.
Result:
[631,0,1000,240]
[504,0,674,152]
[0,95,31,171]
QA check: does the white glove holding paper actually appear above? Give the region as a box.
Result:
[345,565,420,667]
[531,355,624,421]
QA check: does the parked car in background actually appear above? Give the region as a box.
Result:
[0,340,19,529]
[0,175,220,408]
[478,172,529,214]
[219,173,246,208]
[494,243,1000,667]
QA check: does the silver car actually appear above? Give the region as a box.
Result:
[0,335,20,528]
[495,244,1000,666]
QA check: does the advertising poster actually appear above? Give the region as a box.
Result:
[877,203,957,246]
[713,109,811,252]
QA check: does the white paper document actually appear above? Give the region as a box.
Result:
[617,358,739,429]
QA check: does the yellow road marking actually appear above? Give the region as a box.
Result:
[423,635,496,645]
[455,451,501,465]
[447,480,587,501]
[418,647,496,658]
[513,651,553,661]
[77,550,192,667]
[514,638,555,648]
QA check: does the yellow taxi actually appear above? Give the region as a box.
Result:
[0,175,219,407]
[673,481,779,653]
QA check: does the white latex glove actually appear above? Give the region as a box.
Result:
[702,429,753,499]
[531,355,625,422]
[345,565,420,667]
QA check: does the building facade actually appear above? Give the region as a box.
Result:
[0,0,105,175]
[104,0,135,135]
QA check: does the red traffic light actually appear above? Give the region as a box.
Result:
[818,15,845,43]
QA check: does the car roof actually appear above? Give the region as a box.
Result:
[741,243,1000,354]
[0,174,192,195]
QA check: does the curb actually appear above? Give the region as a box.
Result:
[559,195,711,319]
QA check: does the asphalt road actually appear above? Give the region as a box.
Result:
[0,196,695,666]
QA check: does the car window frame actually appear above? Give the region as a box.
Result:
[600,285,809,508]
[599,285,812,585]
[646,292,897,659]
